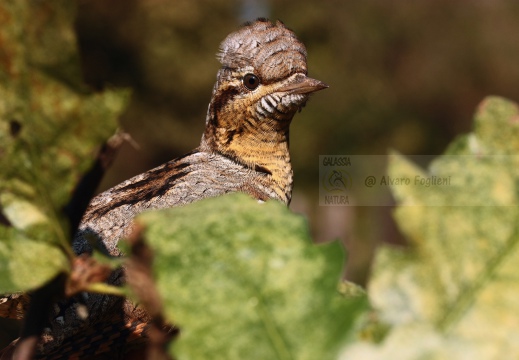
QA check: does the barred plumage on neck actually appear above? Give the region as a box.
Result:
[201,19,327,202]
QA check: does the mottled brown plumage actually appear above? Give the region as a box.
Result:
[75,19,326,258]
[2,19,327,358]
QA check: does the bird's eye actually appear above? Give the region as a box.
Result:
[243,73,260,90]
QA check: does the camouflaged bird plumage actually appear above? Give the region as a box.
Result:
[74,19,326,257]
[6,19,327,358]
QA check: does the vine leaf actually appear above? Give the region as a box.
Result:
[136,193,367,360]
[340,96,519,359]
[0,0,128,294]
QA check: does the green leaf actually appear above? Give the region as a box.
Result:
[0,227,70,293]
[137,193,367,360]
[340,96,519,359]
[0,0,129,293]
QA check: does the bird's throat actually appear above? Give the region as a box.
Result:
[229,131,293,203]
[201,118,294,203]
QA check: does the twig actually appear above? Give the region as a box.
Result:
[125,224,177,360]
[63,131,128,237]
[13,274,66,360]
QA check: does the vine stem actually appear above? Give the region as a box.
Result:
[14,274,65,360]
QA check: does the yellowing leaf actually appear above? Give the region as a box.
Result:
[341,97,519,359]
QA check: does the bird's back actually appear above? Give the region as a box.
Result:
[74,149,277,257]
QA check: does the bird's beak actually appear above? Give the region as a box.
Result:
[277,73,329,95]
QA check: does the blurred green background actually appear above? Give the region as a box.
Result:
[74,0,519,285]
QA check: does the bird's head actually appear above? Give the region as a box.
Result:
[201,19,328,169]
